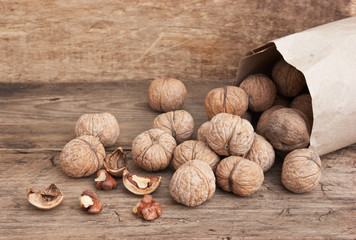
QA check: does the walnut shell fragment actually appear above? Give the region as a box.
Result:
[197,121,211,143]
[123,169,162,195]
[27,184,65,210]
[245,134,275,172]
[104,146,127,177]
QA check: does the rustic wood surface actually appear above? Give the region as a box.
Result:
[0,80,355,239]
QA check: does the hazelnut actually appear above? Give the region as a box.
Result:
[264,108,310,152]
[197,121,211,143]
[281,149,321,193]
[123,169,161,195]
[239,74,276,112]
[147,78,187,112]
[272,59,306,97]
[152,110,194,144]
[79,190,103,214]
[26,184,64,210]
[215,156,264,196]
[170,160,215,207]
[104,146,127,177]
[133,195,162,221]
[75,112,120,147]
[60,135,105,178]
[256,105,284,136]
[207,113,254,156]
[95,169,118,190]
[245,134,275,172]
[204,86,248,119]
[173,140,220,170]
[132,129,176,171]
[290,94,313,126]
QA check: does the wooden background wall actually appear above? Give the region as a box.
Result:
[0,0,354,83]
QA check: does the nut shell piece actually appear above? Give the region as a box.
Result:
[216,156,264,196]
[170,160,215,207]
[132,129,177,171]
[123,169,162,195]
[281,148,321,193]
[197,121,211,143]
[173,140,220,170]
[27,184,65,210]
[204,86,248,119]
[133,195,162,220]
[75,112,120,147]
[245,134,275,172]
[207,113,254,156]
[104,146,127,177]
[152,110,194,144]
[147,78,187,112]
[60,135,105,178]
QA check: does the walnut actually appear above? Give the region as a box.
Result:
[173,140,220,170]
[152,110,194,144]
[132,129,176,171]
[204,86,248,119]
[215,156,264,196]
[281,148,321,193]
[239,74,276,112]
[133,195,162,220]
[272,59,306,97]
[197,121,211,143]
[290,94,313,126]
[147,78,187,112]
[264,108,310,152]
[75,112,120,147]
[207,113,254,156]
[60,135,105,178]
[245,134,275,172]
[170,160,215,207]
[256,105,284,136]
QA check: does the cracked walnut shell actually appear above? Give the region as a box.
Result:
[27,184,64,210]
[281,148,321,193]
[170,160,215,207]
[132,129,176,171]
[216,156,264,196]
[245,134,275,172]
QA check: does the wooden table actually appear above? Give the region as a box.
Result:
[1,80,355,239]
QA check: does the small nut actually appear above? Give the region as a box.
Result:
[95,169,118,190]
[216,156,264,197]
[133,195,162,220]
[281,148,321,193]
[245,134,275,172]
[256,105,284,136]
[79,190,103,214]
[123,169,162,195]
[27,184,64,210]
[204,86,248,119]
[197,121,211,143]
[290,93,313,127]
[152,110,194,144]
[147,78,187,112]
[104,146,127,177]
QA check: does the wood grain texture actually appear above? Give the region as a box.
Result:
[0,0,353,83]
[0,81,355,239]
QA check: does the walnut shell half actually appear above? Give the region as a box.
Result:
[104,146,127,177]
[27,184,65,210]
[123,169,162,195]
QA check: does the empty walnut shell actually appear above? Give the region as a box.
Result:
[216,156,264,196]
[75,112,120,147]
[152,110,194,144]
[204,86,248,119]
[197,121,211,143]
[173,140,220,170]
[123,169,162,195]
[281,148,321,193]
[245,134,275,172]
[147,78,187,112]
[104,146,127,177]
[239,74,276,112]
[60,135,105,178]
[207,113,254,156]
[27,184,65,210]
[256,105,284,136]
[290,94,313,127]
[132,129,177,171]
[170,160,215,207]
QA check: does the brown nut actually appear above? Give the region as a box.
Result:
[133,195,162,220]
[207,113,254,156]
[216,156,264,197]
[204,86,248,119]
[245,134,275,172]
[264,108,310,152]
[197,121,211,143]
[281,148,321,193]
[132,129,177,171]
[75,112,120,147]
[239,74,276,112]
[170,160,215,207]
[290,93,313,126]
[147,78,187,112]
[123,169,162,195]
[104,146,127,177]
[272,59,306,97]
[79,190,103,214]
[27,184,65,210]
[152,110,194,144]
[256,105,285,136]
[95,169,118,190]
[60,135,105,178]
[173,140,220,170]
